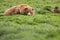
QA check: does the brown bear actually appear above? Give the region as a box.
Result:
[3,4,35,16]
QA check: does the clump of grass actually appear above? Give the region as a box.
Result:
[43,6,52,12]
[46,32,58,39]
[37,9,47,14]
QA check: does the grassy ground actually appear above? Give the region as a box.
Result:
[0,0,60,40]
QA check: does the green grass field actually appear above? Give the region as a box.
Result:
[0,0,60,40]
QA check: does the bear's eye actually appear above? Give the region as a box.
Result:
[24,8,28,10]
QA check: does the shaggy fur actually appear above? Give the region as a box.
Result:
[4,6,20,16]
[3,4,34,16]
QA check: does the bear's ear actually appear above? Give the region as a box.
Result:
[32,8,34,10]
[24,8,28,10]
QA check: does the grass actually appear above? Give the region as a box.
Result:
[0,0,60,40]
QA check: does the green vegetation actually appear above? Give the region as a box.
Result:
[0,0,60,40]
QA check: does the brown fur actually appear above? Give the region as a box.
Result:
[3,6,20,16]
[3,4,35,16]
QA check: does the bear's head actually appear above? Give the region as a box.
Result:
[18,4,35,16]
